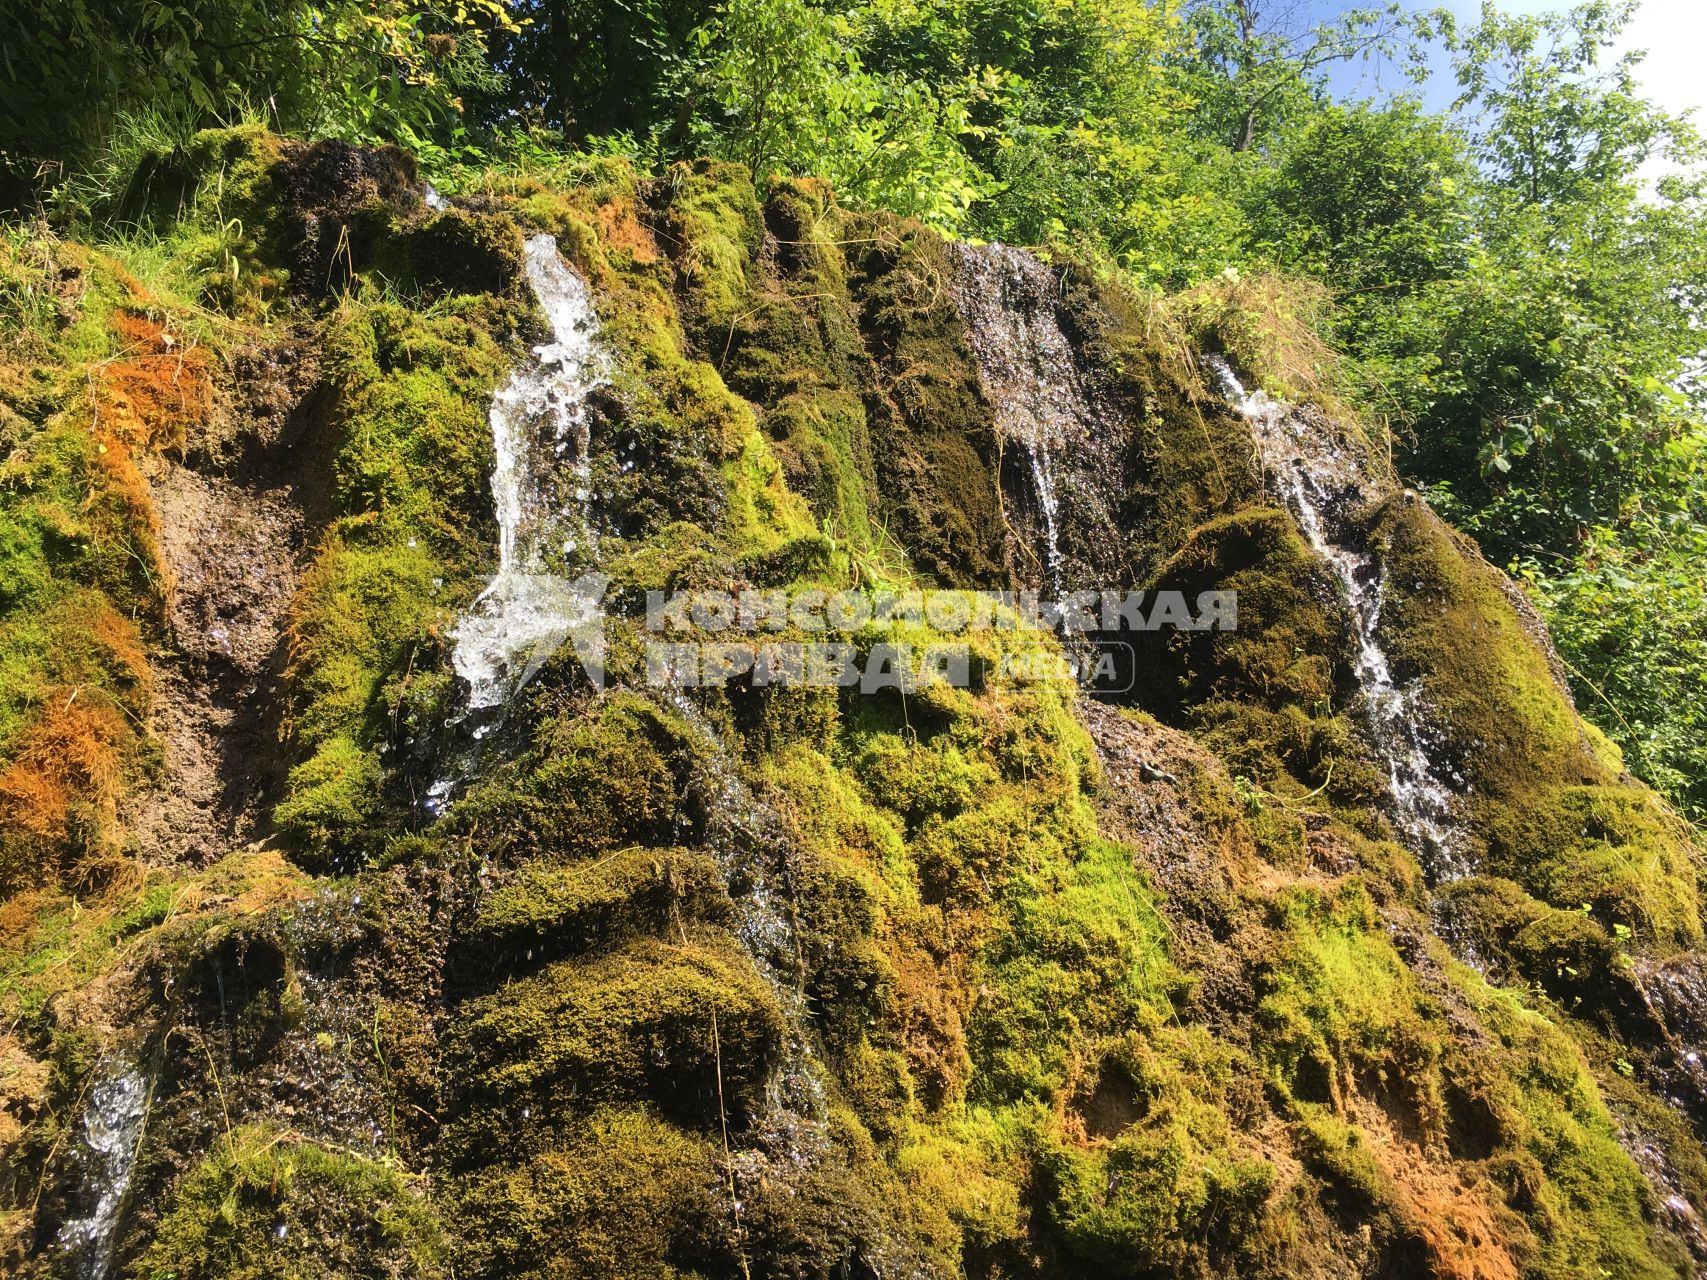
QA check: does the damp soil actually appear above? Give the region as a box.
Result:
[124,335,328,865]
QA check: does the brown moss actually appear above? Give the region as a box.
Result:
[100,310,212,454]
[0,691,130,883]
[845,224,1008,585]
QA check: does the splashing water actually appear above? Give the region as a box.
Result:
[448,234,611,714]
[1207,356,1464,879]
[422,181,450,212]
[950,243,1102,596]
[57,1064,148,1280]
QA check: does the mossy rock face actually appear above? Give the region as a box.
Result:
[5,137,1707,1280]
[395,209,524,297]
[459,846,733,969]
[449,1109,729,1280]
[452,694,702,864]
[1060,271,1266,578]
[845,228,1008,586]
[447,937,786,1142]
[1136,506,1351,716]
[1479,786,1702,946]
[267,138,428,296]
[1374,496,1592,796]
[1374,498,1703,948]
[135,1125,447,1280]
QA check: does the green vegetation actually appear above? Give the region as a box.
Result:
[138,1124,448,1280]
[0,5,1704,1278]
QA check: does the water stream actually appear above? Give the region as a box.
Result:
[663,690,924,1275]
[447,233,610,716]
[664,692,827,1123]
[56,1063,148,1280]
[1207,356,1464,879]
[950,243,1102,597]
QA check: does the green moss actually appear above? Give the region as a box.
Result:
[1377,498,1702,946]
[1254,883,1443,1111]
[893,1116,1028,1263]
[0,879,170,1028]
[1295,1104,1389,1194]
[137,1124,447,1280]
[394,209,523,297]
[845,224,1008,585]
[449,936,785,1141]
[465,846,731,961]
[454,693,697,863]
[272,732,383,859]
[1142,508,1348,713]
[660,159,763,332]
[1376,499,1587,792]
[762,742,913,902]
[277,296,512,863]
[1451,963,1685,1279]
[1131,506,1397,827]
[969,834,1179,1103]
[1041,1094,1276,1274]
[1481,787,1701,945]
[322,298,510,553]
[450,1108,726,1280]
[762,389,878,547]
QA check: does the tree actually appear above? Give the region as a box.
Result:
[1,0,514,205]
[1178,0,1435,153]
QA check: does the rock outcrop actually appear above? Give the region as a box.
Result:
[0,133,1702,1279]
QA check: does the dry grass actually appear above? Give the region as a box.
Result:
[1167,273,1354,421]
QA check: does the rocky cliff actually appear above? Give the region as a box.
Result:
[1,131,1704,1279]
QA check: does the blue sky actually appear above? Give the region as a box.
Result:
[1308,0,1706,131]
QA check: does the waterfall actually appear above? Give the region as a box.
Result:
[664,693,827,1123]
[949,243,1102,596]
[57,1063,148,1280]
[447,234,610,716]
[1207,356,1464,879]
[664,692,924,1277]
[1024,444,1066,599]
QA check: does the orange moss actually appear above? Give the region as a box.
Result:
[90,424,169,593]
[0,890,54,956]
[83,600,153,687]
[75,309,204,602]
[595,198,659,265]
[1352,1100,1521,1280]
[99,311,212,454]
[0,691,130,851]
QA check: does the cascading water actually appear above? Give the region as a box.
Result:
[447,233,611,718]
[949,243,1103,597]
[1207,355,1465,879]
[57,1063,148,1280]
[665,693,826,1121]
[664,693,922,1277]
